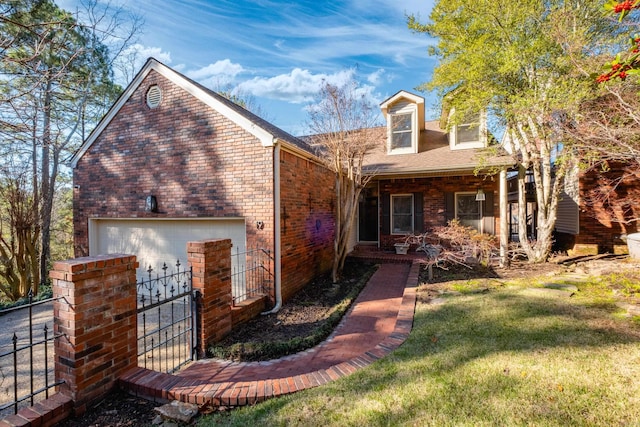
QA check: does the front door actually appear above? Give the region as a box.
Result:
[358,196,378,242]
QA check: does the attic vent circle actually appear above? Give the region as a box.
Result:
[146,85,162,108]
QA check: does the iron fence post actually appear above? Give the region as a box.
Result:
[193,289,202,360]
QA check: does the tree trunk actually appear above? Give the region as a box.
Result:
[39,77,53,293]
[332,174,343,282]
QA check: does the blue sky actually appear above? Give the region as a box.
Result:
[58,0,438,135]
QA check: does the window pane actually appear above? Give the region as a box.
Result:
[457,124,479,143]
[456,194,480,231]
[392,113,411,131]
[391,131,411,149]
[392,195,413,234]
[393,196,412,214]
[391,113,412,149]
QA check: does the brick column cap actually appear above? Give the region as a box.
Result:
[51,254,137,274]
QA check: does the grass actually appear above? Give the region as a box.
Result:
[196,269,640,427]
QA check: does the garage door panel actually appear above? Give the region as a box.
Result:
[91,219,246,278]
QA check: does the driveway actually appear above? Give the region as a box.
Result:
[0,300,56,417]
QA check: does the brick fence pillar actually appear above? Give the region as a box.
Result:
[188,239,232,357]
[50,254,138,415]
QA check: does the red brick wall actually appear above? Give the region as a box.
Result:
[231,296,267,327]
[50,254,138,415]
[279,150,335,301]
[188,239,232,354]
[74,69,338,307]
[73,70,275,259]
[378,175,499,249]
[574,166,640,252]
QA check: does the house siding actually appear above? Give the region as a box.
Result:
[555,166,580,235]
[377,175,499,249]
[73,69,275,274]
[279,150,335,302]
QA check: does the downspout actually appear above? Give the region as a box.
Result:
[263,142,282,314]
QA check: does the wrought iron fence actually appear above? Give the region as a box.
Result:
[137,261,196,374]
[0,291,64,416]
[231,247,272,304]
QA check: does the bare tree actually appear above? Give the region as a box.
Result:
[307,80,381,281]
[558,81,640,227]
[561,82,640,167]
[0,0,142,296]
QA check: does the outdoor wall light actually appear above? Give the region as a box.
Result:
[256,221,264,230]
[145,195,158,213]
[475,188,486,202]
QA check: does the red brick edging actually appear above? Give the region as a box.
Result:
[0,393,73,427]
[119,260,420,407]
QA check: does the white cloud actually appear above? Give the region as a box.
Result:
[188,60,245,80]
[128,44,173,66]
[186,59,246,88]
[236,68,356,104]
[367,69,386,85]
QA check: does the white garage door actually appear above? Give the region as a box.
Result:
[90,218,246,278]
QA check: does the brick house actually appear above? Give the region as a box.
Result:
[356,90,514,252]
[349,90,639,256]
[71,62,517,308]
[72,58,632,313]
[70,58,335,307]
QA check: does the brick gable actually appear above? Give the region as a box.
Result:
[73,67,336,305]
[74,69,276,254]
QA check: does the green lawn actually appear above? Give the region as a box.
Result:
[197,272,640,427]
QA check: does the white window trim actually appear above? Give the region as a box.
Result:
[387,105,418,155]
[450,109,487,150]
[391,193,414,235]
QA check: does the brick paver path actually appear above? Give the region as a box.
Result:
[120,260,420,407]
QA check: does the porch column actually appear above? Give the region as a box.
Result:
[499,168,509,267]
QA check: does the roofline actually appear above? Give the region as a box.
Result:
[379,90,425,108]
[277,138,328,169]
[70,58,277,168]
[364,161,516,179]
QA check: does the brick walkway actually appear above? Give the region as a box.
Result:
[120,260,420,407]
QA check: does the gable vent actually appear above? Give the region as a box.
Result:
[146,85,162,108]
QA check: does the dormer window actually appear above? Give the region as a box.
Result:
[450,110,485,150]
[457,113,480,143]
[380,91,425,155]
[391,113,412,150]
[386,104,417,154]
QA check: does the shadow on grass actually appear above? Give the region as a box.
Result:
[403,290,640,364]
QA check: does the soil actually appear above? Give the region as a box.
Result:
[57,390,159,427]
[56,254,638,426]
[209,259,377,359]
